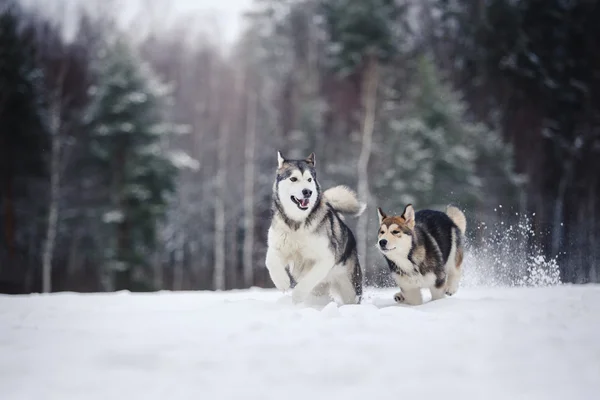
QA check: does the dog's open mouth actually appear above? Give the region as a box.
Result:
[291,196,310,210]
[380,247,396,252]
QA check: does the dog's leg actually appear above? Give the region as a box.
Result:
[311,282,329,297]
[392,274,422,305]
[331,273,360,305]
[445,268,462,296]
[430,286,446,301]
[446,245,463,296]
[292,257,334,304]
[265,248,291,291]
[398,287,423,305]
[393,291,405,303]
[445,230,463,296]
[430,271,447,301]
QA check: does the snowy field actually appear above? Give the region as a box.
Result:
[1,285,599,400]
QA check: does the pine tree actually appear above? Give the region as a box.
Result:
[84,38,178,291]
[319,0,409,268]
[410,55,481,209]
[0,4,48,290]
[375,55,518,214]
[320,0,408,75]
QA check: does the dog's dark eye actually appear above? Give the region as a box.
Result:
[379,230,384,235]
[392,230,400,235]
[290,177,298,182]
[308,178,312,182]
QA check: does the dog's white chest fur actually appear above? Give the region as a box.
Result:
[268,222,329,274]
[385,252,436,289]
[270,226,308,254]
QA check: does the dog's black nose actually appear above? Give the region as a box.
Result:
[379,239,388,248]
[302,189,312,197]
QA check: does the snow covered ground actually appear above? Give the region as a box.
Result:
[1,285,599,400]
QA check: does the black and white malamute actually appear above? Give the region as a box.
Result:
[265,152,365,305]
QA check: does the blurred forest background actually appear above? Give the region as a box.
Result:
[1,0,599,294]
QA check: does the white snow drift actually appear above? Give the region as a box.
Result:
[1,285,599,400]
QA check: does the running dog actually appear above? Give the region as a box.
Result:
[376,204,467,305]
[265,152,365,305]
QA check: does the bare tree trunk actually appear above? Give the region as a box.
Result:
[152,242,163,290]
[41,126,60,293]
[243,90,257,288]
[41,87,64,293]
[213,113,229,291]
[356,55,379,268]
[173,230,185,290]
[215,63,244,290]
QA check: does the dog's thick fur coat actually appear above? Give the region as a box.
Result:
[376,204,466,305]
[265,152,365,304]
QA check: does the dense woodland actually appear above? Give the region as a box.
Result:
[1,0,598,294]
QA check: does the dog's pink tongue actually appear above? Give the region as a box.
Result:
[301,199,309,207]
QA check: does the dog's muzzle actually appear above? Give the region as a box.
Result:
[378,239,395,252]
[291,195,310,210]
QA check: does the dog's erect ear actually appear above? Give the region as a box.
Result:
[377,207,387,225]
[305,152,315,166]
[277,151,285,169]
[401,204,415,229]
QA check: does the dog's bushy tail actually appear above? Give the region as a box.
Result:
[323,186,366,217]
[446,205,467,234]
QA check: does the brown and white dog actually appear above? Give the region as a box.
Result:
[376,204,467,305]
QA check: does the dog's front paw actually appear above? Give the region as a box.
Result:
[267,266,292,291]
[445,285,458,296]
[395,289,423,305]
[266,252,292,291]
[445,276,459,297]
[393,292,405,303]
